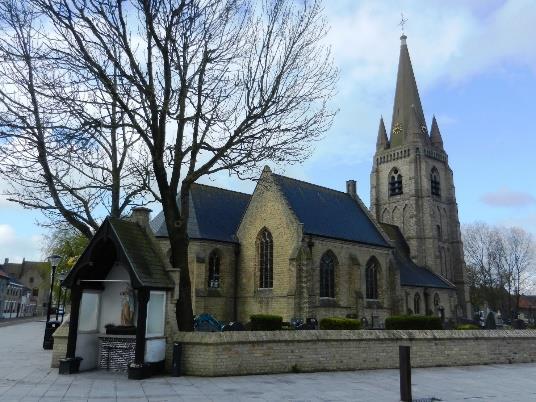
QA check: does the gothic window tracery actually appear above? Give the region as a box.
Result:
[431,168,441,197]
[320,251,336,298]
[258,228,273,288]
[208,250,220,289]
[389,168,403,196]
[414,293,421,315]
[433,293,440,307]
[366,258,379,300]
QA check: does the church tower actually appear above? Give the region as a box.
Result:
[370,35,470,316]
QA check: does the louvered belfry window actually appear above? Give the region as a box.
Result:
[431,168,441,197]
[389,169,403,196]
[258,228,273,288]
[320,252,335,298]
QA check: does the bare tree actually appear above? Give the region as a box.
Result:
[462,222,535,317]
[502,227,535,310]
[463,222,504,310]
[33,0,337,330]
[0,0,151,238]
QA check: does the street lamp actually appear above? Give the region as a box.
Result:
[43,254,61,350]
[56,272,67,321]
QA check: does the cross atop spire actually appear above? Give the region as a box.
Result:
[399,12,408,35]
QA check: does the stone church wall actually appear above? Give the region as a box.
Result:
[401,286,457,319]
[189,241,237,322]
[306,236,393,322]
[172,330,536,376]
[236,172,303,322]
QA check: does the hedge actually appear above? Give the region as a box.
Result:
[385,315,442,330]
[455,324,480,330]
[320,317,362,330]
[250,314,283,331]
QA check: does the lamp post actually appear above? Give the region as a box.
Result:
[43,254,61,350]
[56,272,67,321]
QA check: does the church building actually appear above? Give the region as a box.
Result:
[58,35,470,375]
[149,34,470,324]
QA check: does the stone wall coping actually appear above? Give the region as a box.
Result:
[174,329,536,344]
[52,314,70,338]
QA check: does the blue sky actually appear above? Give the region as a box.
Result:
[1,0,535,262]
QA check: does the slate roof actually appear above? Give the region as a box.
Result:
[273,174,390,247]
[1,260,47,279]
[0,266,31,288]
[108,218,173,289]
[151,183,251,243]
[380,223,454,290]
[0,268,10,280]
[64,218,173,290]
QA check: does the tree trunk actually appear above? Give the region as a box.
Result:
[171,188,194,331]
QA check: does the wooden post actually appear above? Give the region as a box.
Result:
[399,345,412,402]
[135,289,150,365]
[65,285,82,359]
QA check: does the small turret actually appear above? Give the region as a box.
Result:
[376,117,389,150]
[430,115,444,149]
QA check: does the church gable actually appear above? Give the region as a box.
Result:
[236,167,303,320]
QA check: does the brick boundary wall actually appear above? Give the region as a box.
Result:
[172,330,536,376]
[51,325,69,368]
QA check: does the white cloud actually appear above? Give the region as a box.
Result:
[0,224,43,263]
[481,188,536,207]
[290,0,536,173]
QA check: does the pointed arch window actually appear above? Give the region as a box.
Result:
[414,293,421,315]
[208,250,220,289]
[258,228,273,289]
[389,169,403,196]
[365,258,379,300]
[320,251,336,298]
[431,168,441,197]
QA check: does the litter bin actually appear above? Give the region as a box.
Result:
[171,342,182,376]
[43,320,61,350]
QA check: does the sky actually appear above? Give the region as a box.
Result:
[1,0,536,262]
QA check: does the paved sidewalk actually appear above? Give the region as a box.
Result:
[1,321,536,401]
[0,316,45,328]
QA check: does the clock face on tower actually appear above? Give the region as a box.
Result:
[393,122,402,135]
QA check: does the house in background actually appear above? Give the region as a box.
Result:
[518,295,536,324]
[1,258,49,316]
[0,268,9,317]
[0,273,34,319]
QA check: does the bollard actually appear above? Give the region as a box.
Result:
[399,345,412,402]
[171,342,182,376]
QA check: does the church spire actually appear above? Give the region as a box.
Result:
[389,35,427,147]
[406,104,423,143]
[376,116,389,150]
[430,115,444,149]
